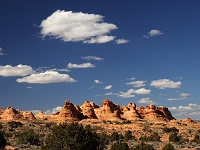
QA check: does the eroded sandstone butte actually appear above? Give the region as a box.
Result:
[0,99,179,122]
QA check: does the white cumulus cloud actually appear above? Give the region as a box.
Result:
[104,85,112,90]
[16,71,77,84]
[138,98,155,104]
[168,92,190,101]
[118,89,135,98]
[0,47,5,55]
[0,64,35,77]
[116,39,129,44]
[40,10,118,43]
[150,79,181,89]
[133,88,151,95]
[67,63,95,69]
[144,29,164,38]
[126,80,146,87]
[94,80,102,84]
[81,56,104,61]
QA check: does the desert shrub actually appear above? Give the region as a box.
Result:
[122,120,132,124]
[41,122,99,150]
[163,127,179,133]
[0,131,6,149]
[0,123,2,129]
[162,143,175,150]
[130,142,155,150]
[97,132,110,150]
[8,121,23,128]
[139,132,160,142]
[17,129,40,145]
[111,141,129,150]
[191,134,200,143]
[124,130,135,141]
[45,122,56,128]
[110,131,120,141]
[169,132,180,142]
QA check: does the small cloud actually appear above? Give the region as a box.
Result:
[118,89,135,98]
[105,92,115,96]
[150,79,181,89]
[40,10,118,44]
[138,98,155,104]
[45,106,63,114]
[133,88,151,95]
[0,64,35,77]
[94,80,102,84]
[144,29,163,38]
[0,47,5,56]
[26,87,33,89]
[67,63,95,69]
[168,92,191,101]
[16,70,77,84]
[116,39,129,44]
[104,85,112,90]
[126,80,146,87]
[81,56,104,61]
[128,77,135,80]
[51,68,70,72]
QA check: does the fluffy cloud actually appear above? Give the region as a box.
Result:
[105,92,117,96]
[118,88,151,98]
[40,10,118,43]
[133,88,151,94]
[0,64,35,77]
[126,80,146,87]
[150,79,181,89]
[45,106,63,114]
[144,29,163,38]
[16,71,77,84]
[168,92,190,101]
[118,89,135,98]
[138,98,155,104]
[51,68,70,72]
[169,103,200,119]
[116,39,129,44]
[94,80,102,84]
[104,85,112,90]
[0,47,5,55]
[83,35,115,44]
[81,56,104,61]
[67,63,95,68]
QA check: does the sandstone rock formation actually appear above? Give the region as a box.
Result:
[58,100,82,121]
[182,117,195,124]
[21,111,36,120]
[1,107,23,120]
[0,99,176,122]
[121,103,141,120]
[80,101,97,119]
[94,99,121,120]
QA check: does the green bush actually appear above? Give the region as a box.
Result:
[41,122,99,150]
[17,129,40,145]
[191,134,200,143]
[169,132,180,142]
[110,131,120,141]
[8,121,23,128]
[163,127,179,133]
[111,141,129,150]
[0,131,6,149]
[139,132,160,142]
[131,142,155,150]
[97,132,110,150]
[162,143,174,150]
[124,130,134,141]
[0,123,3,129]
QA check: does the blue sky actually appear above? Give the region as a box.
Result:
[0,0,200,119]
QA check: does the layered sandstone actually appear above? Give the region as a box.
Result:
[94,99,121,120]
[80,101,97,119]
[121,103,141,120]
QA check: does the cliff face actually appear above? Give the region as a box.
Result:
[0,99,176,122]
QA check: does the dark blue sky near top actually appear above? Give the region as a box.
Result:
[0,0,200,119]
